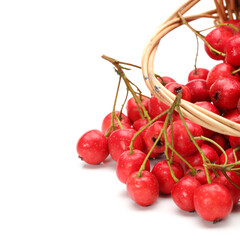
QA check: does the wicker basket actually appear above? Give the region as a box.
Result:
[142,0,240,137]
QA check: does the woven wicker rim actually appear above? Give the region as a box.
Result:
[142,0,240,137]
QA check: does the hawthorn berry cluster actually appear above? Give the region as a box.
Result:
[76,20,240,223]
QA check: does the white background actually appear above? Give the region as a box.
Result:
[0,0,240,239]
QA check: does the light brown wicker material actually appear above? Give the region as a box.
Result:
[142,0,240,137]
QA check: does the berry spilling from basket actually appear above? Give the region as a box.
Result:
[76,17,240,223]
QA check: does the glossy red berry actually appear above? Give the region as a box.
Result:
[194,101,220,137]
[171,175,201,212]
[212,171,240,205]
[210,77,240,111]
[101,111,131,135]
[142,121,165,158]
[151,160,184,194]
[156,76,176,86]
[77,129,109,165]
[184,144,219,168]
[205,133,228,156]
[206,63,239,90]
[219,148,240,173]
[194,183,233,222]
[186,79,211,103]
[166,119,203,156]
[223,108,240,124]
[185,166,212,185]
[126,170,159,206]
[204,27,233,60]
[126,96,149,123]
[229,135,240,149]
[224,109,240,148]
[148,96,169,121]
[188,68,209,81]
[225,34,240,66]
[165,82,191,102]
[116,150,150,184]
[108,129,143,162]
[132,118,148,132]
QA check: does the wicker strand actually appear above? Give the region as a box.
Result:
[214,0,226,21]
[226,0,234,19]
[163,0,200,24]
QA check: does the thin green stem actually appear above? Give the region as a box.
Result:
[178,12,226,58]
[102,55,150,121]
[216,23,239,32]
[129,109,169,154]
[232,67,240,75]
[194,136,228,165]
[206,161,240,171]
[166,142,197,174]
[115,115,123,129]
[133,91,150,99]
[194,34,199,74]
[117,61,142,70]
[136,128,164,178]
[167,160,179,183]
[199,23,238,33]
[127,79,143,96]
[104,75,122,137]
[221,171,240,190]
[197,23,238,33]
[119,89,129,118]
[162,93,185,182]
[233,146,240,162]
[169,116,174,164]
[230,168,240,172]
[137,93,182,178]
[176,105,212,184]
[122,72,145,120]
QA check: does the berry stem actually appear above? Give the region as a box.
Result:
[112,75,122,129]
[194,135,228,165]
[221,171,240,190]
[169,116,174,163]
[162,96,180,156]
[119,89,129,118]
[176,105,212,184]
[232,67,240,75]
[129,109,169,155]
[230,168,240,172]
[116,61,142,70]
[106,57,163,82]
[136,128,164,178]
[233,146,240,162]
[137,93,183,179]
[178,12,226,57]
[102,55,151,122]
[216,23,239,32]
[161,95,183,182]
[194,34,199,74]
[206,161,240,171]
[166,144,196,174]
[167,160,179,182]
[105,75,122,137]
[199,23,239,33]
[163,93,197,177]
[115,115,123,129]
[127,79,143,97]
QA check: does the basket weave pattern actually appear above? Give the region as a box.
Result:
[141,0,240,137]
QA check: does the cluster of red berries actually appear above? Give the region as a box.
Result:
[203,20,240,113]
[76,20,240,223]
